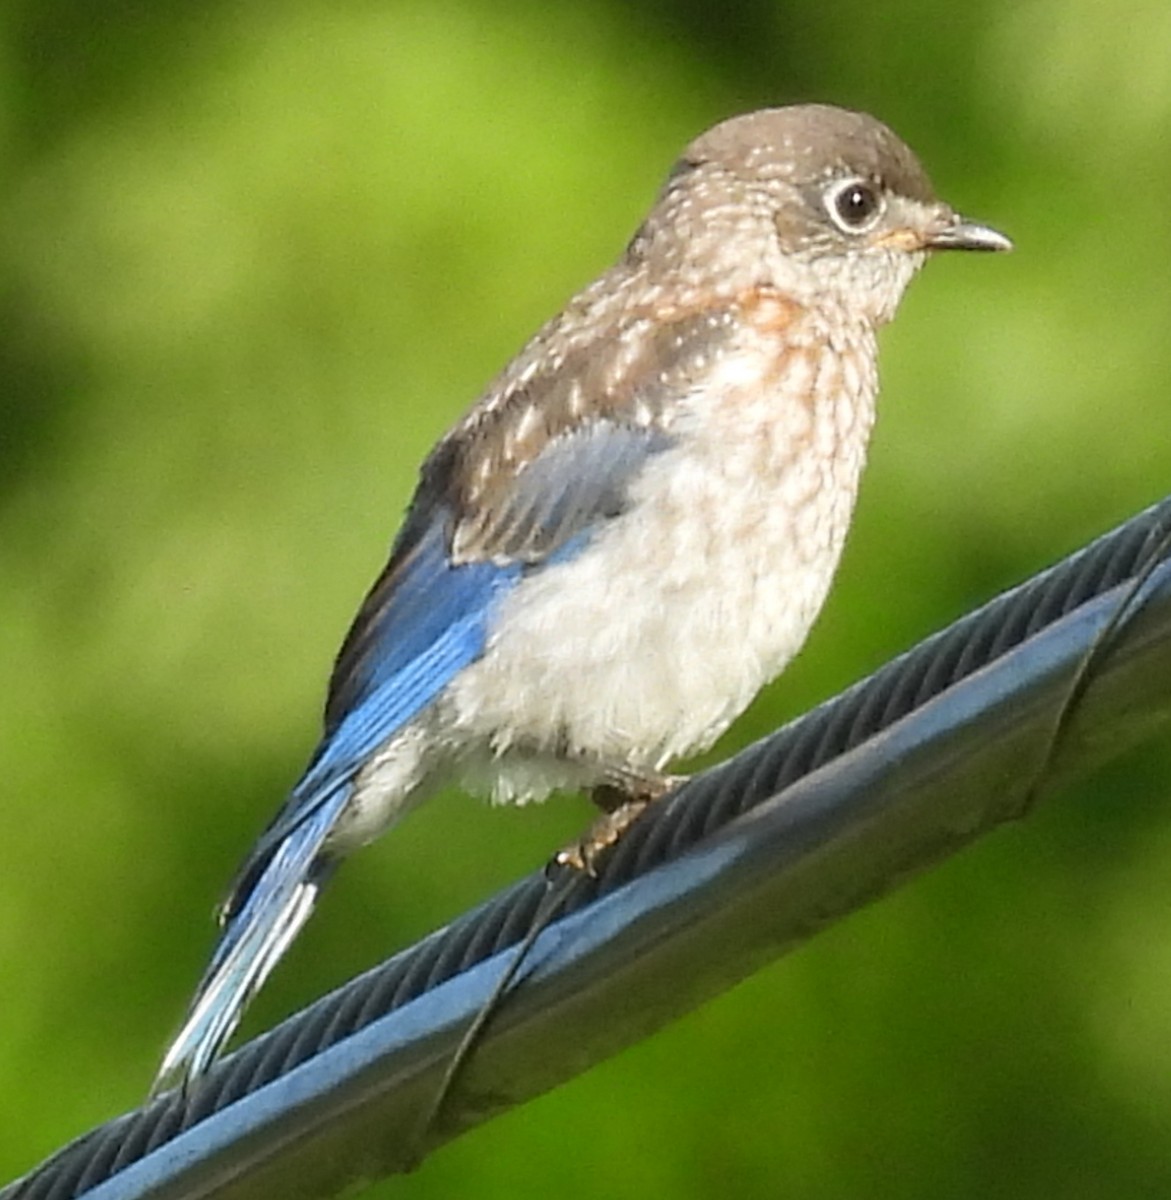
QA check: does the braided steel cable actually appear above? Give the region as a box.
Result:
[7,495,1171,1200]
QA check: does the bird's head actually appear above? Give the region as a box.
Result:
[631,104,1011,326]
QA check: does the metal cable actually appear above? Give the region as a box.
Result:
[7,494,1171,1200]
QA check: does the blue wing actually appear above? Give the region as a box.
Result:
[220,420,672,915]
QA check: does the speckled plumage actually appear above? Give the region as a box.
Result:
[155,104,1011,1091]
[446,292,876,800]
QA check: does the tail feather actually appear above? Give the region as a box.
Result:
[152,790,348,1095]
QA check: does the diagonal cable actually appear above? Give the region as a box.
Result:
[7,494,1171,1200]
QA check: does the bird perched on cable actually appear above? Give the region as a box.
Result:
[154,103,1010,1092]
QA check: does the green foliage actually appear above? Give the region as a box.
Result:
[2,1,1171,1195]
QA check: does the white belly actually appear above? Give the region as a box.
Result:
[443,332,877,803]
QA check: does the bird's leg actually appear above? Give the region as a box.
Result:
[556,770,687,874]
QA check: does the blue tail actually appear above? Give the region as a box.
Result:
[152,513,520,1093]
[152,785,349,1094]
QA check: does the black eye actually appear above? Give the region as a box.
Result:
[828,180,882,231]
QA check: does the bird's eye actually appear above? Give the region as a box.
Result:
[826,179,883,232]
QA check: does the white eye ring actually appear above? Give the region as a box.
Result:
[825,178,884,234]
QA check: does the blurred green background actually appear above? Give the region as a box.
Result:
[2,0,1171,1196]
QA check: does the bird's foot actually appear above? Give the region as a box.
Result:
[555,799,649,874]
[555,772,687,874]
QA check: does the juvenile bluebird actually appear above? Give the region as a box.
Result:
[154,104,1011,1091]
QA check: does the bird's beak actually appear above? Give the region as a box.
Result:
[926,215,1013,253]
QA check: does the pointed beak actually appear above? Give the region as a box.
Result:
[926,214,1013,253]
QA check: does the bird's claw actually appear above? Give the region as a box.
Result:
[555,772,687,874]
[556,799,652,874]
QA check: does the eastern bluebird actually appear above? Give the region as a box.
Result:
[154,104,1010,1091]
